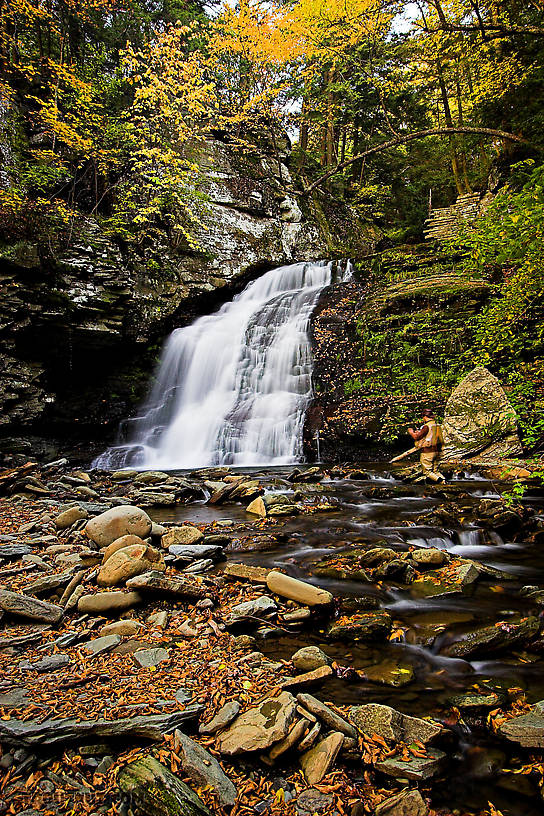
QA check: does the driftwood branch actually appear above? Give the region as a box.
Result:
[301,127,534,195]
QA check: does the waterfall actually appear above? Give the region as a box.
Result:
[94,260,347,470]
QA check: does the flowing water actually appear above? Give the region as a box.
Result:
[94,261,345,470]
[151,466,544,816]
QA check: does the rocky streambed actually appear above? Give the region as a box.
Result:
[1,461,544,816]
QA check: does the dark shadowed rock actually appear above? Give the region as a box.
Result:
[173,729,237,807]
[118,756,211,816]
[0,589,62,623]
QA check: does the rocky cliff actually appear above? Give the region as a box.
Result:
[0,132,375,463]
[306,244,498,461]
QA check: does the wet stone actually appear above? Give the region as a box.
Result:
[349,703,442,745]
[296,788,334,816]
[376,748,446,781]
[375,789,429,816]
[327,611,392,641]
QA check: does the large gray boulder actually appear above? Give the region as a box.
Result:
[442,366,523,460]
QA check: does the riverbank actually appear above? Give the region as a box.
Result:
[1,462,544,816]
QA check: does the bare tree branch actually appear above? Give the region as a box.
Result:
[300,127,535,195]
[419,22,544,38]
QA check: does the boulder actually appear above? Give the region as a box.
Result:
[442,366,523,460]
[126,571,210,600]
[266,571,333,607]
[97,543,164,587]
[102,534,146,562]
[134,471,169,484]
[0,589,62,623]
[349,703,442,745]
[78,591,142,614]
[55,506,88,529]
[162,526,204,547]
[411,548,448,567]
[86,505,152,547]
[217,691,297,755]
[173,729,237,808]
[118,756,211,816]
[292,646,332,673]
[375,790,429,816]
[300,732,344,784]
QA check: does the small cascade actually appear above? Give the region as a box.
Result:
[94,260,349,469]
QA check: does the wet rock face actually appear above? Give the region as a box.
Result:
[0,134,373,460]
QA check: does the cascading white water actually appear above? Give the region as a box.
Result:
[94,260,346,470]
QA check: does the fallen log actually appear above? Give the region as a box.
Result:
[390,447,417,463]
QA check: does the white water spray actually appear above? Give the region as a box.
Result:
[94,260,347,469]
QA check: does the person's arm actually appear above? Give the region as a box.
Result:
[408,424,428,441]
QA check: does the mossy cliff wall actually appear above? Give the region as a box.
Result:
[306,244,492,461]
[0,133,375,461]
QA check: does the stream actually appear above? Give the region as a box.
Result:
[151,464,544,816]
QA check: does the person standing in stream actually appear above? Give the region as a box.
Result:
[408,409,446,482]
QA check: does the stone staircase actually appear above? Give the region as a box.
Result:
[424,192,493,241]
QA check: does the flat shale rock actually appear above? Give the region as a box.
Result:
[0,708,203,747]
[296,694,357,738]
[163,526,204,547]
[300,731,344,784]
[19,654,71,673]
[118,756,211,816]
[199,701,241,735]
[498,701,544,747]
[173,729,237,807]
[411,562,479,598]
[327,611,392,641]
[83,634,122,657]
[86,505,152,548]
[375,790,429,816]
[169,544,223,561]
[133,647,170,668]
[126,570,210,599]
[228,595,277,621]
[78,590,142,614]
[217,691,297,755]
[442,616,539,658]
[349,703,442,745]
[0,544,32,559]
[0,589,63,622]
[223,563,270,583]
[376,748,446,781]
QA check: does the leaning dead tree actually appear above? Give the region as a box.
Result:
[300,126,534,195]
